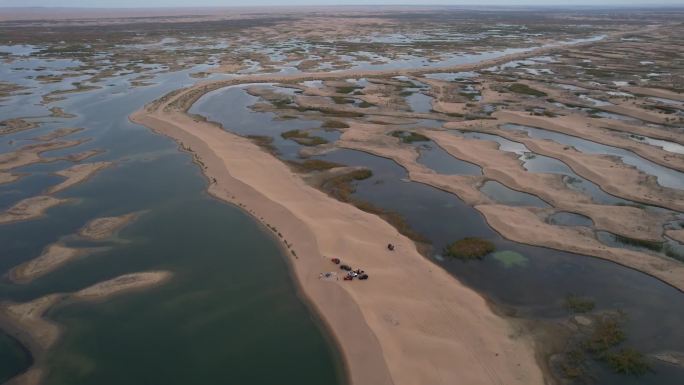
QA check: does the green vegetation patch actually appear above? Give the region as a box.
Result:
[271,97,294,108]
[390,130,430,144]
[583,316,625,356]
[281,129,329,146]
[292,159,344,172]
[605,348,652,376]
[321,120,349,129]
[492,250,528,268]
[336,86,361,94]
[331,96,355,104]
[564,295,596,313]
[246,135,277,154]
[508,83,547,97]
[444,237,495,260]
[560,349,587,380]
[614,235,663,252]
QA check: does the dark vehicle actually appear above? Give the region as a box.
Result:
[340,264,352,271]
[331,258,340,264]
[343,275,353,281]
[359,274,369,280]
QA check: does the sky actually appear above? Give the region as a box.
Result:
[0,0,682,7]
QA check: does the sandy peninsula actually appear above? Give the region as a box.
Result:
[131,86,547,385]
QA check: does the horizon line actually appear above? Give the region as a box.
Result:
[2,3,684,9]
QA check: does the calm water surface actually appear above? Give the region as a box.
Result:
[0,59,342,385]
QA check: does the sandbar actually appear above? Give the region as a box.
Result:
[47,161,112,194]
[0,196,69,225]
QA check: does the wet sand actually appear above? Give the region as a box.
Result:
[47,161,112,194]
[8,244,90,284]
[0,196,69,225]
[78,212,140,240]
[0,172,20,185]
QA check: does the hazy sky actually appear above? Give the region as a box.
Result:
[0,0,682,7]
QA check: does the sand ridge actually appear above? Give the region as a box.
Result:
[132,95,546,385]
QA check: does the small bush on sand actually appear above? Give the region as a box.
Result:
[508,83,547,97]
[390,130,430,144]
[321,120,349,129]
[281,130,329,146]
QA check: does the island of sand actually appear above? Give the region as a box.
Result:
[0,271,172,385]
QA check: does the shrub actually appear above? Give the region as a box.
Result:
[295,159,343,171]
[508,83,547,97]
[583,317,625,356]
[605,348,652,376]
[390,130,430,143]
[321,120,349,129]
